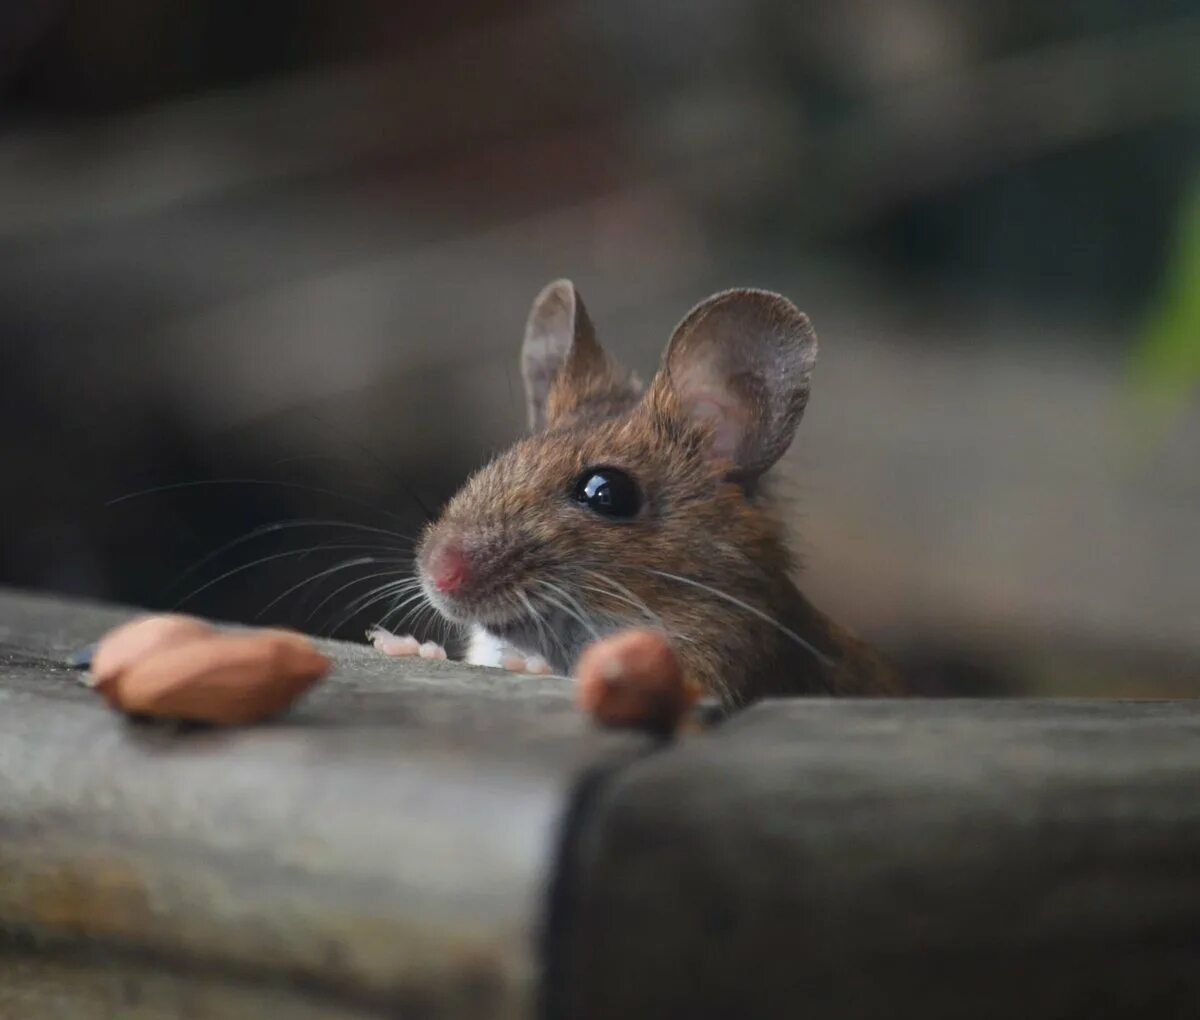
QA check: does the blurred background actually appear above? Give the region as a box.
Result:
[1,0,1197,696]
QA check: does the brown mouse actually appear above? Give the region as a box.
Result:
[372,279,905,706]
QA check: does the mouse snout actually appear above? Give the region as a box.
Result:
[419,524,518,610]
[426,538,469,594]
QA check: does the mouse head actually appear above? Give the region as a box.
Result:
[415,279,818,684]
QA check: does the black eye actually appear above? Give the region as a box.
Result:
[572,467,642,519]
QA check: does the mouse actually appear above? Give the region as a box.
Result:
[371,279,905,706]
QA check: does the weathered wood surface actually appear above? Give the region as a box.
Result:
[3,587,1200,1019]
[0,587,650,1018]
[556,698,1200,1020]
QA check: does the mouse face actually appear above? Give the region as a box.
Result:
[415,279,819,698]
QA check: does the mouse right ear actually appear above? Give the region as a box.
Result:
[651,288,818,485]
[521,279,610,431]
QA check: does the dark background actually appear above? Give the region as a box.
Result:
[2,0,1198,695]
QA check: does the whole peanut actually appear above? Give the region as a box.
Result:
[575,629,698,731]
[90,614,216,686]
[90,616,329,724]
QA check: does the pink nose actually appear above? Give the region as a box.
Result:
[427,541,468,594]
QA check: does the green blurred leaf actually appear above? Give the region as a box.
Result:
[1132,180,1200,409]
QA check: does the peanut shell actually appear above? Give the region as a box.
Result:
[104,630,330,724]
[575,629,697,730]
[90,614,216,686]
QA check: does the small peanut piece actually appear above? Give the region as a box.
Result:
[90,614,216,686]
[575,629,698,731]
[90,615,330,724]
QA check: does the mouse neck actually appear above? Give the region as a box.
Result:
[757,574,905,699]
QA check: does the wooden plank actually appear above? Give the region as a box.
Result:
[7,587,1200,1018]
[0,588,651,1018]
[553,697,1200,1019]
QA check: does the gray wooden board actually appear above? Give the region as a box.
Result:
[5,587,1200,1019]
[555,697,1200,1020]
[0,587,652,1018]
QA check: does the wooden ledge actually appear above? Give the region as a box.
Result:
[2,587,1198,1018]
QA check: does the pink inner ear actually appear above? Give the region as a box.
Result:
[685,389,747,463]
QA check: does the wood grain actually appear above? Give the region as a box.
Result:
[0,588,650,1018]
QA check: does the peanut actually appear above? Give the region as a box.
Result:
[91,618,330,724]
[575,629,697,730]
[90,614,216,686]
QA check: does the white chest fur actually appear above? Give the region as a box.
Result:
[465,626,510,668]
[464,625,553,676]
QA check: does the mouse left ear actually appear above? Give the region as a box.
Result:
[521,279,605,431]
[521,279,638,432]
[651,288,818,484]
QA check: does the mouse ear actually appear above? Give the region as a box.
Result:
[521,279,624,431]
[651,288,817,484]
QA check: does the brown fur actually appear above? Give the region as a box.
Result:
[417,280,905,705]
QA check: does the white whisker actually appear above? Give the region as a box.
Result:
[642,568,835,670]
[576,570,700,648]
[173,543,403,609]
[576,577,658,626]
[534,580,600,641]
[518,589,563,668]
[368,587,428,632]
[304,570,414,626]
[345,577,421,616]
[165,520,414,599]
[329,579,421,635]
[256,556,396,620]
